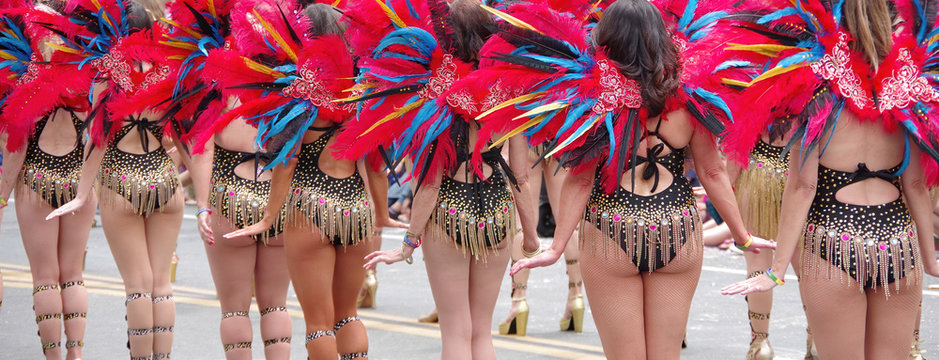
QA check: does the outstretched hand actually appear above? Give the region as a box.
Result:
[197,212,214,244]
[720,274,778,296]
[375,217,409,229]
[224,218,272,239]
[46,197,86,220]
[363,247,413,270]
[510,247,562,275]
[738,235,776,254]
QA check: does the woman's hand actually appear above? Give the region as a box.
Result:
[375,216,408,229]
[224,217,273,239]
[737,235,777,254]
[46,197,86,220]
[720,274,778,296]
[363,245,414,270]
[198,211,214,245]
[510,247,562,275]
[925,259,939,278]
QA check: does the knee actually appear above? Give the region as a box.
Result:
[124,272,155,294]
[303,308,336,330]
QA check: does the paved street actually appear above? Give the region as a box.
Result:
[1,202,937,359]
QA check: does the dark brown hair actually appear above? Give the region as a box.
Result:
[304,3,345,37]
[448,0,493,64]
[843,0,892,68]
[593,0,680,116]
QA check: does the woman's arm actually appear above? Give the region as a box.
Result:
[46,142,105,219]
[364,167,442,269]
[190,137,215,243]
[0,147,26,206]
[511,160,595,274]
[722,143,819,295]
[691,131,775,252]
[508,135,541,253]
[224,153,298,238]
[361,160,406,229]
[901,148,939,278]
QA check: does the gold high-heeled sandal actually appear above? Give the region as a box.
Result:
[82,247,88,271]
[559,294,585,332]
[805,327,819,360]
[747,333,774,360]
[417,308,438,323]
[911,330,927,360]
[498,297,529,336]
[357,269,377,308]
[170,253,178,283]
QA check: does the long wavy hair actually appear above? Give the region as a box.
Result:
[304,3,344,37]
[843,0,892,69]
[592,0,680,116]
[449,0,494,64]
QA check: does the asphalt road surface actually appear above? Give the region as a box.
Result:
[1,202,937,359]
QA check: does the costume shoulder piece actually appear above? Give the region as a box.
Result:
[39,0,170,146]
[335,0,474,187]
[721,0,939,183]
[200,0,354,167]
[109,0,236,146]
[0,0,90,151]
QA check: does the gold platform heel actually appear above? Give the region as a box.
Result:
[911,330,926,360]
[82,247,88,271]
[805,327,819,360]
[170,253,178,283]
[747,333,774,360]
[560,295,585,332]
[498,297,528,336]
[417,308,438,323]
[357,269,377,308]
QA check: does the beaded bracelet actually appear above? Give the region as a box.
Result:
[403,234,422,248]
[196,208,213,217]
[522,243,543,258]
[0,197,7,207]
[735,233,753,250]
[765,268,785,286]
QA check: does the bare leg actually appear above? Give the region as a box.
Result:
[17,196,64,359]
[468,240,511,360]
[255,236,291,360]
[579,226,646,360]
[58,194,96,360]
[423,234,472,360]
[743,249,774,358]
[358,232,381,309]
[642,243,703,359]
[500,156,541,331]
[206,216,258,359]
[146,195,183,359]
[283,223,338,359]
[333,240,371,359]
[798,258,867,360]
[865,279,921,359]
[543,167,584,329]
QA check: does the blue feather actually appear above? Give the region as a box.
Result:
[692,87,733,121]
[757,7,798,24]
[687,11,727,34]
[678,0,698,32]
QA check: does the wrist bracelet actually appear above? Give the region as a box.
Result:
[401,245,414,265]
[765,268,785,286]
[522,243,543,258]
[405,231,422,239]
[403,235,422,248]
[736,233,753,250]
[0,197,7,207]
[196,208,213,217]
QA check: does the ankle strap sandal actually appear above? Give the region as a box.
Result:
[340,351,368,360]
[305,330,335,344]
[64,312,87,321]
[222,311,249,319]
[260,306,286,316]
[223,342,252,351]
[334,316,362,333]
[263,337,291,347]
[152,295,173,304]
[124,293,151,305]
[60,281,85,290]
[33,284,60,295]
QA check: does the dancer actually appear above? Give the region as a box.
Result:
[482,1,773,358]
[219,2,399,359]
[0,3,96,357]
[45,1,184,359]
[721,1,939,359]
[346,0,540,358]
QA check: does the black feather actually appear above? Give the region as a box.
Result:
[489,22,579,60]
[685,99,725,136]
[346,84,422,103]
[278,6,302,46]
[184,2,214,38]
[427,0,456,54]
[487,53,558,73]
[228,82,288,91]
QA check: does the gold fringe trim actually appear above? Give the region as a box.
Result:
[210,183,284,245]
[580,204,702,272]
[19,165,79,207]
[428,198,515,262]
[801,223,922,298]
[734,164,786,239]
[286,190,374,246]
[97,166,179,217]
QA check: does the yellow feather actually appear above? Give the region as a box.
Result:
[475,92,546,120]
[489,115,546,149]
[244,58,285,78]
[725,43,805,57]
[721,78,751,88]
[159,40,199,51]
[480,5,543,34]
[359,99,427,137]
[374,0,407,28]
[0,52,17,61]
[207,0,217,18]
[511,102,567,121]
[748,63,807,85]
[332,0,343,6]
[45,42,81,55]
[332,83,379,102]
[545,115,601,158]
[168,55,186,60]
[251,9,298,63]
[161,18,203,39]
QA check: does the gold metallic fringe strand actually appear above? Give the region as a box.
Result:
[287,189,374,247]
[429,197,515,262]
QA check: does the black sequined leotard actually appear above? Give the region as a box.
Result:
[734,140,790,239]
[288,126,373,246]
[801,163,921,295]
[582,124,701,273]
[210,145,285,243]
[98,117,179,216]
[430,147,516,259]
[19,109,84,208]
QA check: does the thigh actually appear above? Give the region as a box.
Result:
[641,245,702,359]
[284,223,336,328]
[99,190,152,292]
[467,240,511,328]
[579,226,646,360]
[15,194,61,281]
[254,236,290,308]
[207,215,258,311]
[145,193,183,292]
[798,258,867,360]
[332,240,371,318]
[423,234,472,332]
[864,280,922,359]
[57,193,97,279]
